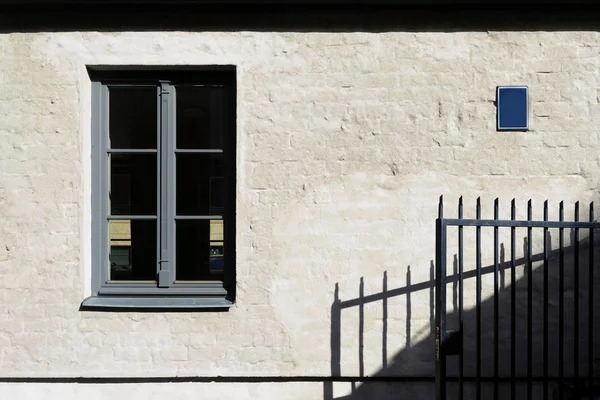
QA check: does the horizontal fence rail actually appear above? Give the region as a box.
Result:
[435,196,600,400]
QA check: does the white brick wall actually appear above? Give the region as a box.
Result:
[0,28,599,396]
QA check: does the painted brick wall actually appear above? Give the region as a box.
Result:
[0,27,599,398]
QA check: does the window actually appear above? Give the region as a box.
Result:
[83,67,236,309]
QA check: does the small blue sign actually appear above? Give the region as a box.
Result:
[496,86,528,131]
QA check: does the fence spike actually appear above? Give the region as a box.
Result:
[559,201,564,219]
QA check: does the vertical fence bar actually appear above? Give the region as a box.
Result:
[588,202,594,400]
[494,198,499,400]
[543,200,549,399]
[476,197,482,400]
[527,199,533,400]
[511,199,517,400]
[458,197,464,400]
[575,201,580,397]
[435,196,447,400]
[559,201,565,400]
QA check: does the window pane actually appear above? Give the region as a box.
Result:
[176,219,224,281]
[176,86,224,149]
[109,87,157,149]
[176,154,224,216]
[109,219,156,281]
[110,154,157,215]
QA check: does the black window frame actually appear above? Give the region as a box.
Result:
[82,66,236,309]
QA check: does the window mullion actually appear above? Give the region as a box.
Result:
[99,84,110,288]
[167,83,177,285]
[158,81,175,287]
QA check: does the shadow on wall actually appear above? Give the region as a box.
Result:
[324,230,600,400]
[1,5,600,33]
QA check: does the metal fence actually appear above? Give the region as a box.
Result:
[435,196,600,400]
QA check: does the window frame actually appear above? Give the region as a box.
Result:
[82,67,236,309]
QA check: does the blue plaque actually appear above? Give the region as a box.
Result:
[496,86,528,131]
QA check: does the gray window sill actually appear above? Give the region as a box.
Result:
[81,296,234,310]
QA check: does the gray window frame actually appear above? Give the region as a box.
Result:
[82,67,236,310]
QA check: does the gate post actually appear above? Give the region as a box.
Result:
[435,197,447,400]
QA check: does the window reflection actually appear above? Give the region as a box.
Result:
[176,86,223,149]
[109,220,156,281]
[109,87,157,149]
[176,219,224,281]
[176,154,223,216]
[109,154,157,216]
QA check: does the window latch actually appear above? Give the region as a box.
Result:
[159,80,170,96]
[157,267,171,288]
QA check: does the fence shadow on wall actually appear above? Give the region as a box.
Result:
[324,227,600,400]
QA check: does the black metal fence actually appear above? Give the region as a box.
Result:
[435,196,600,400]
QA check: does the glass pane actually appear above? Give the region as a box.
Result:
[109,219,156,281]
[109,87,157,149]
[109,154,157,215]
[176,219,224,281]
[176,86,224,149]
[176,154,224,216]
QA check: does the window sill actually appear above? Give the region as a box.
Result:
[80,296,234,310]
